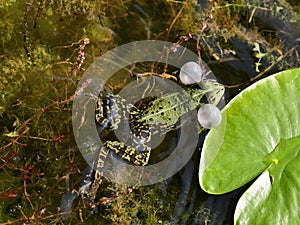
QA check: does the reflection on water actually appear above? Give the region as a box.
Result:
[0,0,299,224]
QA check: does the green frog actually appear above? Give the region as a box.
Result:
[79,79,225,207]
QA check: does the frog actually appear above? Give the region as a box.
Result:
[79,78,225,208]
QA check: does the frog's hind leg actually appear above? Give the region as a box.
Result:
[78,150,105,210]
[79,142,150,212]
[104,141,151,166]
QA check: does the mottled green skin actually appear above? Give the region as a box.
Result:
[138,79,224,130]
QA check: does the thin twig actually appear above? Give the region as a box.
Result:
[222,46,297,88]
[166,3,185,41]
[34,0,45,29]
[23,0,35,57]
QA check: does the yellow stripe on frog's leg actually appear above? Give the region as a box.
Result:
[104,141,151,166]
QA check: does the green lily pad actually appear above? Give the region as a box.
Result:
[199,68,300,224]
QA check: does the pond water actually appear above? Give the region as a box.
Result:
[0,0,299,224]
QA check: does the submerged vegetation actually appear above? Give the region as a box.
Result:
[0,0,299,224]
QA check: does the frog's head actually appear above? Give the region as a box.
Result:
[185,79,225,106]
[199,79,225,106]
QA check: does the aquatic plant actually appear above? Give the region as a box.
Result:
[0,0,119,223]
[199,68,300,224]
[191,0,300,87]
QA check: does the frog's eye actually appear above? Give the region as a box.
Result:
[197,104,222,129]
[207,94,216,104]
[179,62,203,85]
